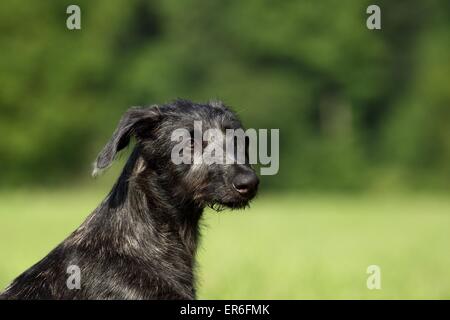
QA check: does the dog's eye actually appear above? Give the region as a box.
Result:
[188,138,207,150]
[189,138,195,149]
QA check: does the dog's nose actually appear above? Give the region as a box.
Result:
[232,172,259,195]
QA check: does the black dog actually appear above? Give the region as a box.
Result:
[0,99,259,299]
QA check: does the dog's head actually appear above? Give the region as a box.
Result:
[94,99,259,210]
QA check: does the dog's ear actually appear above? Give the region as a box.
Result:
[92,106,161,176]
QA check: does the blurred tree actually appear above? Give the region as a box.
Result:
[0,0,448,190]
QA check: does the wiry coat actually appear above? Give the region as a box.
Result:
[0,100,258,300]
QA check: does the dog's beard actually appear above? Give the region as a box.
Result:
[207,198,251,211]
[207,203,227,212]
[194,186,255,211]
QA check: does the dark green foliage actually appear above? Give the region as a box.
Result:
[0,0,448,190]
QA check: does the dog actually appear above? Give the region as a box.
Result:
[0,99,259,299]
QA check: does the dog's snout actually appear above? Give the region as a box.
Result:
[232,171,259,195]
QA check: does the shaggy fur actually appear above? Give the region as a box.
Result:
[0,100,259,300]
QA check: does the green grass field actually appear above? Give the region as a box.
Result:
[1,188,449,299]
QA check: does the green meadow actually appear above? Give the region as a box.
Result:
[1,188,449,299]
